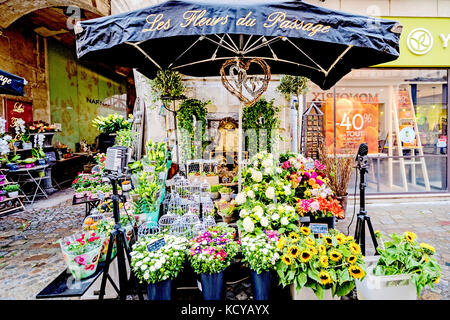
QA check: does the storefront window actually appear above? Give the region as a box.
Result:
[306,69,448,194]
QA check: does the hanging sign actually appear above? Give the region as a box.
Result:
[4,99,33,131]
[437,136,447,148]
[310,223,328,234]
[147,237,166,252]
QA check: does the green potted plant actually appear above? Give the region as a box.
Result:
[92,113,133,152]
[276,228,366,300]
[21,134,32,150]
[219,187,233,201]
[214,199,236,224]
[149,69,185,99]
[356,231,442,300]
[32,148,46,166]
[187,227,240,300]
[131,234,187,300]
[210,185,222,200]
[4,183,20,198]
[6,154,20,171]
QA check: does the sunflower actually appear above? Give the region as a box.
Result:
[288,232,300,243]
[335,233,346,245]
[323,236,333,246]
[304,236,315,246]
[420,242,436,254]
[348,265,365,279]
[317,244,326,255]
[319,255,329,268]
[349,242,361,255]
[345,236,354,242]
[318,270,332,285]
[329,250,342,262]
[299,250,312,263]
[346,255,357,264]
[300,227,311,236]
[282,254,292,265]
[403,231,417,242]
[308,246,318,256]
[277,237,286,250]
[288,246,300,258]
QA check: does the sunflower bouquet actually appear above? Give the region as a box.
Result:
[373,231,442,297]
[241,230,280,274]
[275,227,366,299]
[187,227,240,275]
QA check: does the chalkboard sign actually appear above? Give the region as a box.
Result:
[299,216,310,223]
[147,237,165,252]
[310,223,328,234]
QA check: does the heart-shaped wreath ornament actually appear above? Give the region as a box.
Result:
[220,58,271,106]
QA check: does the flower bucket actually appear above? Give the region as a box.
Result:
[355,256,416,300]
[220,192,232,201]
[147,279,173,300]
[60,236,103,280]
[200,270,225,300]
[290,285,339,300]
[121,182,132,192]
[7,191,19,198]
[6,163,19,171]
[250,270,272,300]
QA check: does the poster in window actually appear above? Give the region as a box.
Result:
[4,99,33,132]
[324,97,379,154]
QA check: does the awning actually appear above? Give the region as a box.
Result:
[0,69,27,96]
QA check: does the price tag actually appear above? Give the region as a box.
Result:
[310,223,328,234]
[304,161,315,170]
[299,216,310,223]
[147,238,165,252]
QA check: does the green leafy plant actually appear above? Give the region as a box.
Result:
[115,129,137,148]
[374,231,442,297]
[3,184,20,192]
[276,75,309,108]
[150,69,185,99]
[219,187,233,194]
[215,199,236,217]
[92,113,133,134]
[210,185,223,193]
[31,148,45,159]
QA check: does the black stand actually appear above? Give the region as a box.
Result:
[98,174,144,300]
[354,155,379,256]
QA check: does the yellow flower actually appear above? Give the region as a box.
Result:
[347,255,357,264]
[277,237,286,250]
[282,254,292,265]
[318,270,332,285]
[329,250,342,262]
[424,255,429,263]
[349,242,361,255]
[288,232,300,243]
[434,277,440,284]
[420,243,436,254]
[345,236,354,242]
[319,255,329,268]
[308,246,318,256]
[300,250,312,263]
[300,227,311,236]
[318,244,326,255]
[348,265,365,279]
[323,236,333,246]
[288,246,300,258]
[403,231,417,242]
[304,236,315,246]
[335,233,346,245]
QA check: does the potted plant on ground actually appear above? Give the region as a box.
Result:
[131,234,187,300]
[59,231,104,280]
[214,199,236,224]
[121,179,132,192]
[275,228,366,300]
[241,230,280,300]
[356,231,441,300]
[187,227,240,300]
[4,184,20,198]
[219,187,233,201]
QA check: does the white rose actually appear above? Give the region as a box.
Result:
[280,217,289,225]
[239,209,249,218]
[247,190,255,199]
[235,192,247,205]
[262,158,272,168]
[271,213,280,221]
[253,205,264,216]
[243,216,255,233]
[252,170,263,182]
[260,216,269,227]
[265,186,275,199]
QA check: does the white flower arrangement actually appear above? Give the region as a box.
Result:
[131,234,187,284]
[14,118,25,137]
[34,133,45,150]
[0,117,6,135]
[241,231,280,273]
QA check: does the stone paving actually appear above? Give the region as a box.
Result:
[0,190,448,300]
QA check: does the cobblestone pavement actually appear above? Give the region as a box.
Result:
[0,191,448,300]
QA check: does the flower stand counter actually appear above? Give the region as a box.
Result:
[187,226,240,300]
[131,234,187,300]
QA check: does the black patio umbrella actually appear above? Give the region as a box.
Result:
[0,69,27,96]
[75,0,401,90]
[75,0,402,188]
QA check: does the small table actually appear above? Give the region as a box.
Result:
[6,165,49,205]
[72,195,102,217]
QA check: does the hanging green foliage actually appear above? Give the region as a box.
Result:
[243,98,280,155]
[177,98,211,161]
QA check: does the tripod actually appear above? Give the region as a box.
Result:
[354,155,379,256]
[98,173,144,300]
